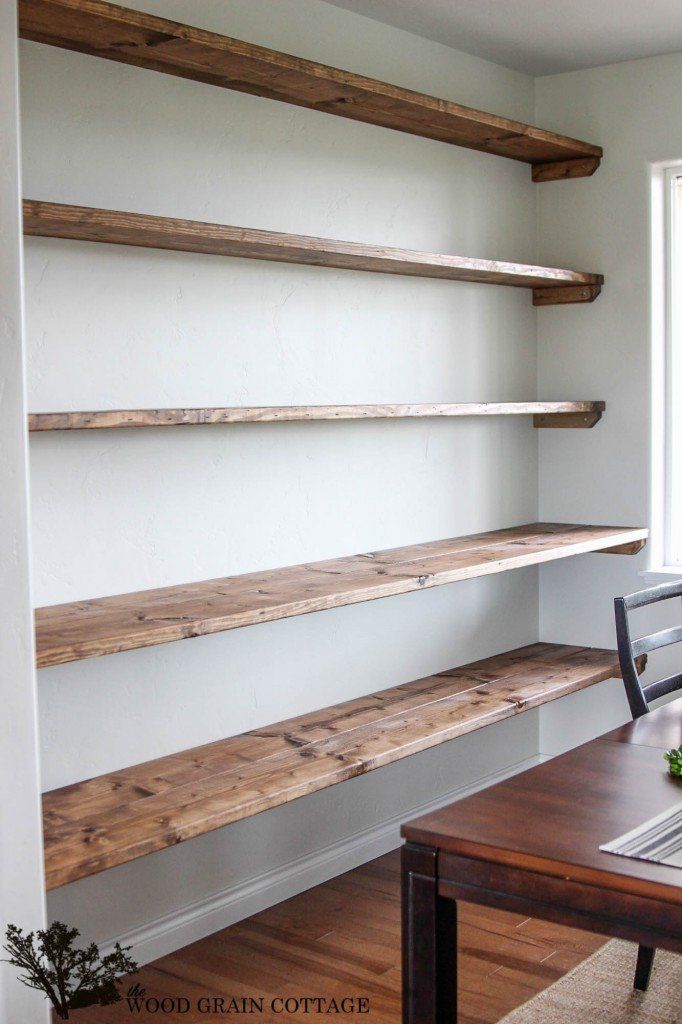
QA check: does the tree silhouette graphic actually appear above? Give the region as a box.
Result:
[3,922,138,1019]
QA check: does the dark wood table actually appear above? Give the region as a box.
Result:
[400,700,682,1023]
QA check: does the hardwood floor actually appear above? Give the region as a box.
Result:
[72,850,604,1023]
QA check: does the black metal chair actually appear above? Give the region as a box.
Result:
[614,579,682,992]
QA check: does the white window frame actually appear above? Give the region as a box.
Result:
[665,168,682,569]
[647,163,682,579]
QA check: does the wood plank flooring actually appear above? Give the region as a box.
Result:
[71,850,605,1024]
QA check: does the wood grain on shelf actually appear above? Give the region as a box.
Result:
[35,523,647,669]
[42,642,629,888]
[29,401,606,432]
[18,0,602,178]
[23,201,604,303]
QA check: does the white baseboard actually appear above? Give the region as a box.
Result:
[105,754,540,965]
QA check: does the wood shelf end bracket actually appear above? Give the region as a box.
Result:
[532,156,601,183]
[533,283,602,306]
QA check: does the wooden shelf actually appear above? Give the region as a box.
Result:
[42,642,633,888]
[23,201,604,304]
[29,402,606,432]
[18,0,602,181]
[35,523,647,669]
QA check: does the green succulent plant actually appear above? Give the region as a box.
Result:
[663,747,682,777]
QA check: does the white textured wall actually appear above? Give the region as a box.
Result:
[0,3,48,1020]
[537,54,682,683]
[20,0,553,956]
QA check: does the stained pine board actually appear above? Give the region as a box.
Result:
[42,643,630,888]
[35,524,647,669]
[18,0,602,179]
[28,401,606,431]
[23,201,604,304]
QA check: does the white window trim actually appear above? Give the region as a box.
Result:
[645,163,682,582]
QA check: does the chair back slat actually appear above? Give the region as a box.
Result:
[621,579,682,610]
[614,584,682,719]
[631,625,682,658]
[644,672,682,704]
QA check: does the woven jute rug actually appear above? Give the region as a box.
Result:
[498,940,681,1023]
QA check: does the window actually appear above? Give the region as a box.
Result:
[664,170,682,568]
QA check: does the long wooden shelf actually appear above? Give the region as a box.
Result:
[18,0,602,182]
[29,401,606,432]
[35,524,647,669]
[42,642,634,889]
[23,201,604,305]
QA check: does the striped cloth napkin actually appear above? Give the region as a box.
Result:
[600,803,682,868]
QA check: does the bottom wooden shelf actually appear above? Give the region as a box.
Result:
[43,642,634,890]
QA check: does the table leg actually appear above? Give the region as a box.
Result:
[402,842,458,1024]
[634,945,655,991]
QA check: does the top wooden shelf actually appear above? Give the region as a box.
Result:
[34,523,647,669]
[18,0,602,182]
